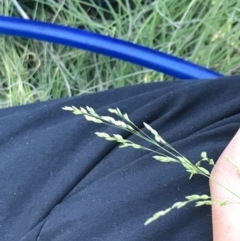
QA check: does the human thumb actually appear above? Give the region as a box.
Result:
[210,129,240,241]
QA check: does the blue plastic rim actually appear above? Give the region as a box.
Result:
[0,16,223,80]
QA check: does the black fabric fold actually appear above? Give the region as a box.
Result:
[0,76,239,240]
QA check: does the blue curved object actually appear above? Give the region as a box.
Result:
[0,16,223,80]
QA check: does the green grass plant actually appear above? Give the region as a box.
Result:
[1,0,240,107]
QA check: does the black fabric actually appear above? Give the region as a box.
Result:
[0,76,240,240]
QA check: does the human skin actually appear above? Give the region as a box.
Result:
[210,129,240,241]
